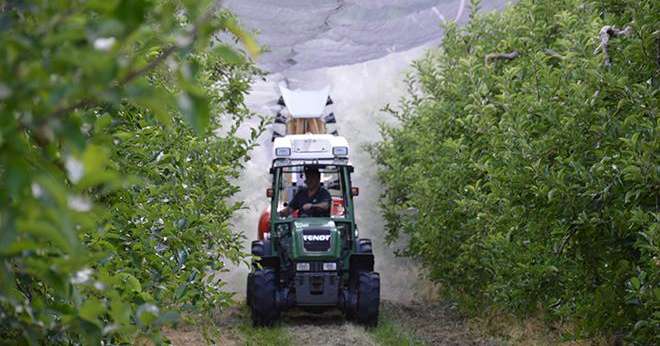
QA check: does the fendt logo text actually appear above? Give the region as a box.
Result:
[303,235,331,242]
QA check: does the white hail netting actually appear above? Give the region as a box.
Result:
[221,0,511,73]
[217,0,511,303]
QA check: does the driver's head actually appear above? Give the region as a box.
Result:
[304,166,320,187]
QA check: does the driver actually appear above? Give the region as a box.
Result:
[278,166,331,217]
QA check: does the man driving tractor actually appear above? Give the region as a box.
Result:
[278,166,331,218]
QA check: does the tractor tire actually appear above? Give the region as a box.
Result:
[251,239,271,257]
[251,239,272,269]
[246,272,254,307]
[356,272,380,327]
[250,269,279,327]
[342,289,358,321]
[357,238,373,254]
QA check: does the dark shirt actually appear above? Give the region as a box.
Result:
[289,187,332,217]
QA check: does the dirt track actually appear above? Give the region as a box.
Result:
[379,301,501,346]
[282,301,500,346]
[284,308,377,346]
[164,300,504,346]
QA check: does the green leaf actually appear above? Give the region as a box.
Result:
[82,145,109,177]
[19,219,73,253]
[94,114,113,133]
[136,304,159,326]
[0,241,41,256]
[224,17,261,58]
[78,144,119,188]
[211,44,245,64]
[174,283,188,299]
[630,277,641,290]
[177,89,210,134]
[117,273,142,293]
[79,298,105,327]
[134,87,175,128]
[113,0,150,33]
[110,296,131,325]
[622,165,642,182]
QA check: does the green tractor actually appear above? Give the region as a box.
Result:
[247,134,380,326]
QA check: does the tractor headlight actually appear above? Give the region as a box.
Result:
[332,146,348,157]
[296,262,310,271]
[323,262,337,271]
[275,147,291,157]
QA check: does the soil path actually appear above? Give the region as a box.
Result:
[281,301,501,346]
[284,300,502,346]
[379,301,501,346]
[165,300,503,345]
[283,308,377,346]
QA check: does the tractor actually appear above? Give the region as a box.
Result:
[246,85,379,327]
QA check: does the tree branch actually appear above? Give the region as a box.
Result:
[543,48,565,60]
[118,45,177,86]
[593,25,633,67]
[47,45,179,121]
[48,99,96,121]
[555,227,578,256]
[484,51,520,65]
[654,29,660,71]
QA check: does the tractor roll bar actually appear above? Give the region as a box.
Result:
[270,158,353,172]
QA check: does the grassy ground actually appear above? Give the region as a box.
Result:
[166,300,605,346]
[369,309,425,346]
[466,310,613,346]
[165,301,421,346]
[163,304,290,346]
[235,306,291,346]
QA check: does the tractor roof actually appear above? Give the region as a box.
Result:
[279,85,330,118]
[272,134,351,168]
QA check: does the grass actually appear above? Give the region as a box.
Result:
[235,305,291,346]
[370,311,425,346]
[465,306,612,346]
[163,303,291,346]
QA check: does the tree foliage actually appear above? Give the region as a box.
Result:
[371,0,658,343]
[0,0,261,343]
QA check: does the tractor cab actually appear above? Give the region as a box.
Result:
[274,164,349,218]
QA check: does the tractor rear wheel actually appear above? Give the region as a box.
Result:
[356,271,380,327]
[357,238,373,254]
[246,272,254,306]
[250,269,279,326]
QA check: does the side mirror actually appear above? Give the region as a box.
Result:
[351,187,359,197]
[266,188,273,198]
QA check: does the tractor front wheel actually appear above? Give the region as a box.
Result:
[250,269,280,326]
[356,271,380,327]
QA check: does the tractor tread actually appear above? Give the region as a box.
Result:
[251,269,279,326]
[246,272,254,307]
[357,238,373,254]
[356,271,380,327]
